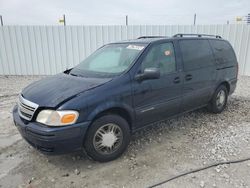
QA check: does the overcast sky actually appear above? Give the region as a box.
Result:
[0,0,249,25]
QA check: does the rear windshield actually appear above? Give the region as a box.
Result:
[209,40,237,64]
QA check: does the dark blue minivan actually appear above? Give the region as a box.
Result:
[13,34,238,162]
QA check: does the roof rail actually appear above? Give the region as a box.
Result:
[137,36,167,39]
[173,33,222,39]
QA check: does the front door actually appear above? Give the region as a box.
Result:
[132,41,183,128]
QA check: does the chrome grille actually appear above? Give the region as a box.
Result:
[18,95,39,121]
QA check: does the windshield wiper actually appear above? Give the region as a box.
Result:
[69,73,79,77]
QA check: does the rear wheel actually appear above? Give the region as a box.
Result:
[84,114,130,162]
[208,85,228,113]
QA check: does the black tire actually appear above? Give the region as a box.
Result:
[84,114,131,162]
[207,85,228,113]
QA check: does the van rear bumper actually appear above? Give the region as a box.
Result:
[12,105,90,154]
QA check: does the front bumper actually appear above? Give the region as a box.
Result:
[12,105,90,154]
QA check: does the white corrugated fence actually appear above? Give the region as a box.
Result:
[0,25,250,75]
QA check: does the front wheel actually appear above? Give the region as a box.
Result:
[84,114,131,162]
[207,85,228,113]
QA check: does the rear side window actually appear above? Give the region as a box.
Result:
[179,39,214,71]
[209,40,237,64]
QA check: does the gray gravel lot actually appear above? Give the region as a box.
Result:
[0,75,250,188]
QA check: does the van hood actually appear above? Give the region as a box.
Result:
[21,73,111,108]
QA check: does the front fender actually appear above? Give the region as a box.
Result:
[86,101,135,124]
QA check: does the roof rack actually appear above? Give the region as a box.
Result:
[173,33,222,39]
[137,36,167,39]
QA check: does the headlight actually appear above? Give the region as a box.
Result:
[36,110,79,126]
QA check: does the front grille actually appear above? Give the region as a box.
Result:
[18,94,39,121]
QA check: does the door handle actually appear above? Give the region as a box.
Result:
[185,74,192,81]
[173,77,180,83]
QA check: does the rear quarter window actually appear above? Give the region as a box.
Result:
[179,39,214,71]
[209,40,237,65]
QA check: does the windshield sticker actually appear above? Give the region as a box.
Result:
[126,45,144,51]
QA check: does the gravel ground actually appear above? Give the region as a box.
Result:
[0,75,250,188]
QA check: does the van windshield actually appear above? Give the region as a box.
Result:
[70,43,146,77]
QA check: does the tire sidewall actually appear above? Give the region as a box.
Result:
[84,114,131,162]
[211,85,228,113]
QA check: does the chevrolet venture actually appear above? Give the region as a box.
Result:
[13,34,238,162]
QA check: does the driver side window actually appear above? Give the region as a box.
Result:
[141,42,176,74]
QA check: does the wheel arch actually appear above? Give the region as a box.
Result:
[86,103,135,131]
[218,81,230,93]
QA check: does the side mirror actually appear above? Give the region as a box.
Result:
[135,67,160,81]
